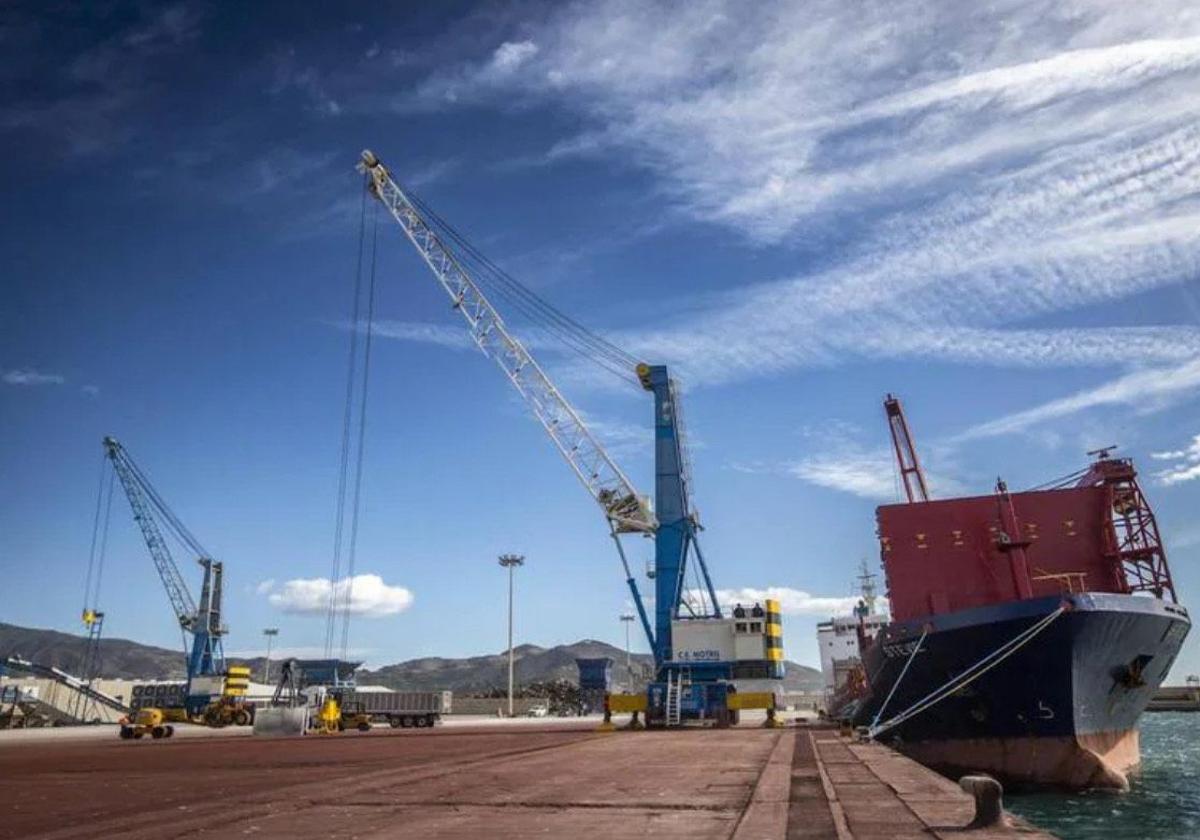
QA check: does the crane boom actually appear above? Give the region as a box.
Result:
[102,437,225,693]
[359,150,655,535]
[883,394,929,503]
[104,437,198,628]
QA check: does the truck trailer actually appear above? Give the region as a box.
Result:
[340,690,451,728]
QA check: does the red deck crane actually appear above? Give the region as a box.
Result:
[884,393,929,503]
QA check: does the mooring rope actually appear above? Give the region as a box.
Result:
[869,605,1066,738]
[870,623,929,730]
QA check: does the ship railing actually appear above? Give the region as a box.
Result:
[1029,570,1088,594]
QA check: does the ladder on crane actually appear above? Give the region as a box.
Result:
[665,669,683,726]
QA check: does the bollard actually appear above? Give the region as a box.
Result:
[959,775,1004,829]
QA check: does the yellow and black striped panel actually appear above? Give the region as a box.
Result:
[224,667,251,697]
[764,599,782,633]
[763,599,784,662]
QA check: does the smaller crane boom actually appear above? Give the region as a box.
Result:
[102,437,225,688]
[104,438,199,627]
[884,394,929,503]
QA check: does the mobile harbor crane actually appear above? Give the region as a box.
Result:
[101,438,251,730]
[358,150,784,726]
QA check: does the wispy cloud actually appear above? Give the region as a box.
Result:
[1150,432,1200,485]
[786,452,898,502]
[267,48,342,116]
[956,357,1200,440]
[265,573,414,618]
[3,368,64,386]
[393,1,1200,401]
[2,3,201,155]
[367,320,475,350]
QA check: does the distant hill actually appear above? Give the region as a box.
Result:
[0,623,823,692]
[0,621,188,680]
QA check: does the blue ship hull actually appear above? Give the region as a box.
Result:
[851,593,1191,789]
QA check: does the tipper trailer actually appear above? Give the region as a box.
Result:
[340,690,451,728]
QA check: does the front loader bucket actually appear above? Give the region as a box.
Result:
[252,706,309,736]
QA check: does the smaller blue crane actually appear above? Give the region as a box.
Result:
[103,437,226,715]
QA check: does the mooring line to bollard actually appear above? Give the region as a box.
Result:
[870,606,1066,738]
[870,624,929,731]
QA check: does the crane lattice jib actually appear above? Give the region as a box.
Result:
[360,150,656,534]
[103,438,199,629]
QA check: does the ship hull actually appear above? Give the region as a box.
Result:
[853,592,1190,790]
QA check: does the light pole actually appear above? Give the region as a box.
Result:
[262,628,279,684]
[619,613,635,689]
[498,554,525,717]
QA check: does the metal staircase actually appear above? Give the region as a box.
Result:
[665,668,688,726]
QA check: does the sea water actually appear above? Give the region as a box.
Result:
[1007,713,1200,839]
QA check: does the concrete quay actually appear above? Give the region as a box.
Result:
[0,722,1054,839]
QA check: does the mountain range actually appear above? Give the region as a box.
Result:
[0,622,823,692]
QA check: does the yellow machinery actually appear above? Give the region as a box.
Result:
[314,695,342,735]
[200,665,254,727]
[598,688,782,731]
[119,707,174,740]
[338,699,374,733]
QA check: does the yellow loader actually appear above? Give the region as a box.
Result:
[119,707,175,740]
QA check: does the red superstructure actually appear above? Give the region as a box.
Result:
[877,400,1176,624]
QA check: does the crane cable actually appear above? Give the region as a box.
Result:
[402,187,642,388]
[325,172,371,657]
[339,200,380,661]
[82,452,115,616]
[410,187,638,370]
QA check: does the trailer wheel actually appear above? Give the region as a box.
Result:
[388,716,402,729]
[234,709,251,727]
[415,715,430,728]
[166,725,175,738]
[151,725,167,739]
[119,726,134,740]
[401,716,413,728]
[357,720,371,732]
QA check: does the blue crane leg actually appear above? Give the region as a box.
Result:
[644,365,693,667]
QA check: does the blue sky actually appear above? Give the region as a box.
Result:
[3,1,1200,678]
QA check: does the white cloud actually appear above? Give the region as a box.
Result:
[2,368,65,386]
[491,40,538,74]
[956,357,1200,440]
[255,579,276,595]
[787,452,897,502]
[267,574,414,618]
[80,384,100,396]
[713,587,861,617]
[396,1,1200,388]
[1150,432,1200,485]
[369,320,475,350]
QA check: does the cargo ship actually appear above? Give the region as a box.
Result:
[828,395,1191,790]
